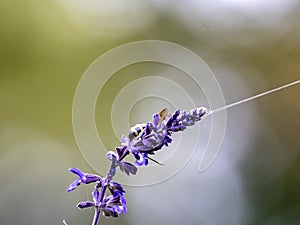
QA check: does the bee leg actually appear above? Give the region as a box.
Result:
[147,156,164,166]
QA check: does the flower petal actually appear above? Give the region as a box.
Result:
[102,206,119,217]
[109,181,125,193]
[119,162,137,175]
[93,189,100,205]
[77,201,95,209]
[135,153,148,166]
[83,174,102,184]
[153,114,160,127]
[69,167,84,178]
[66,178,81,192]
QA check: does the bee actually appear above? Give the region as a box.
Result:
[128,108,169,166]
[128,108,169,141]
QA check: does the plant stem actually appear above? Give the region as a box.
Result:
[99,179,107,204]
[92,157,118,225]
[92,208,101,225]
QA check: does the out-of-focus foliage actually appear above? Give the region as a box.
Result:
[0,1,299,225]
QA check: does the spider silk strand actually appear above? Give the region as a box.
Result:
[206,79,300,116]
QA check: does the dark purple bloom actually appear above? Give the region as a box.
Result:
[116,145,129,161]
[66,167,102,192]
[101,192,127,217]
[108,181,125,195]
[76,184,127,218]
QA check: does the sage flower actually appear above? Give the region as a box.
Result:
[66,107,208,225]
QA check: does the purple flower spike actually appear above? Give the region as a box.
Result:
[66,106,208,225]
[124,107,208,167]
[66,167,102,192]
[179,107,207,128]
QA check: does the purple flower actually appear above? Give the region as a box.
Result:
[67,106,208,225]
[119,161,138,175]
[179,107,207,127]
[166,109,183,132]
[66,167,102,192]
[101,192,127,217]
[123,107,208,166]
[108,181,125,194]
[107,151,137,175]
[77,201,95,209]
[77,184,127,218]
[131,150,149,166]
[116,145,129,161]
[77,189,101,209]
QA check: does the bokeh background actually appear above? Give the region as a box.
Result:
[1,1,300,225]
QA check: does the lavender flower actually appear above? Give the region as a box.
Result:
[66,107,207,225]
[66,167,102,192]
[118,107,207,166]
[77,181,126,217]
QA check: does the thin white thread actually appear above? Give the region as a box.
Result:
[206,79,300,116]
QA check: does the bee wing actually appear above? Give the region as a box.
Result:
[158,108,169,122]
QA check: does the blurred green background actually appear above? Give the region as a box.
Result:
[1,1,300,225]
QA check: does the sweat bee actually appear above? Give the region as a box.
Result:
[128,108,169,166]
[128,108,169,141]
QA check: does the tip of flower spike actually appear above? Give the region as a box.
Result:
[196,107,209,118]
[66,178,80,192]
[197,106,208,114]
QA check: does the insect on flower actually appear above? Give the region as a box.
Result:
[128,108,169,166]
[128,108,169,141]
[66,79,300,225]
